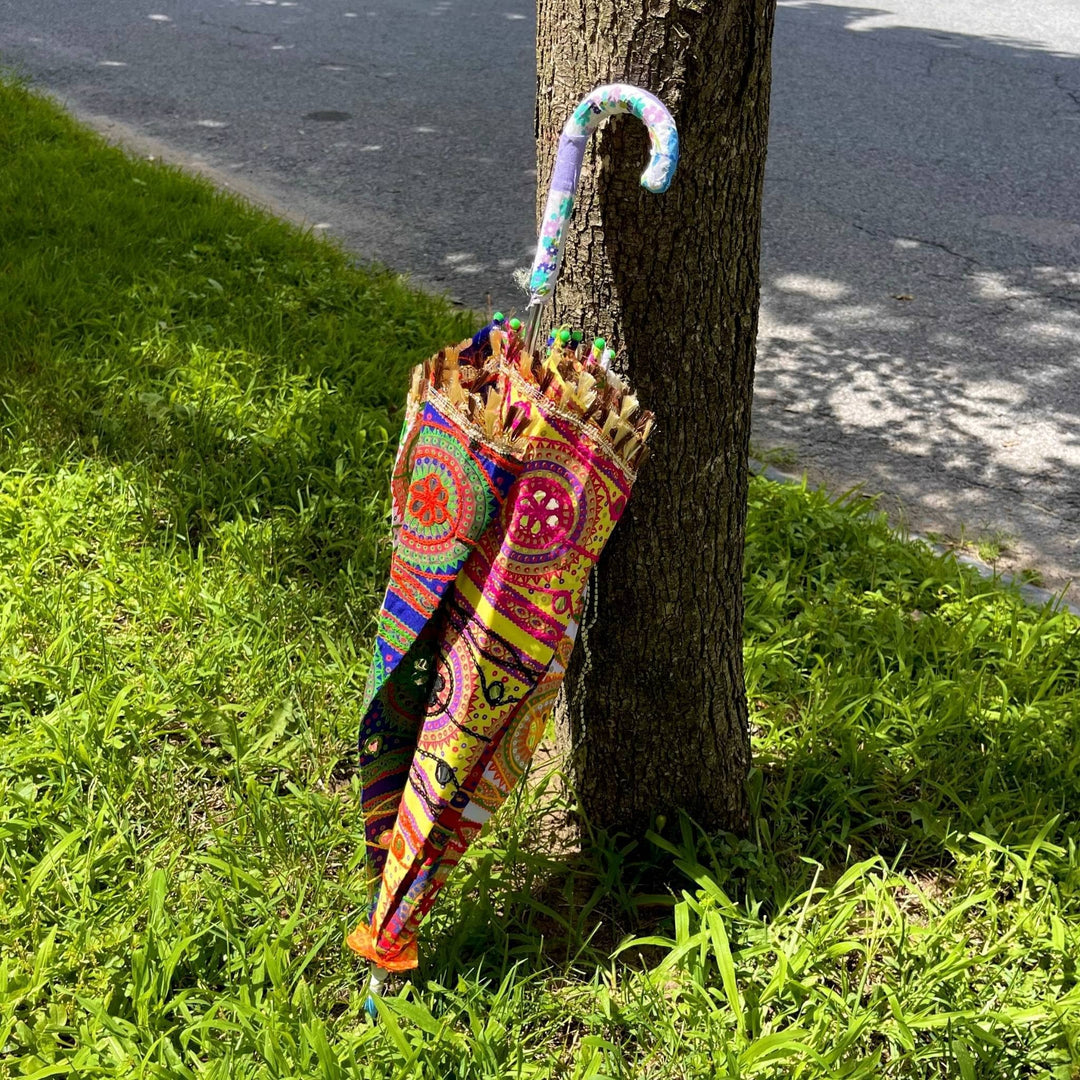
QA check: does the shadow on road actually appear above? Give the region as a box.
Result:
[756,2,1080,587]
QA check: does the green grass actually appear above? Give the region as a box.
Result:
[1,76,1078,1079]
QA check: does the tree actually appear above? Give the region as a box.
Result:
[536,0,778,836]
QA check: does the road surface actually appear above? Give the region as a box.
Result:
[0,0,537,305]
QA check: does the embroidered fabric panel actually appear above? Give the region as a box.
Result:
[358,399,518,881]
[365,415,632,965]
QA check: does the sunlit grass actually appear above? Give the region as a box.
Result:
[1,75,1078,1078]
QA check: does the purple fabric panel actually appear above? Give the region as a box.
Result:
[550,132,587,194]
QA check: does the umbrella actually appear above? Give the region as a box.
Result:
[348,84,680,1000]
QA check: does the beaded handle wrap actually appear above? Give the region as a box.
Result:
[528,84,679,308]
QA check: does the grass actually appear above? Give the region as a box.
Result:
[955,529,1016,569]
[748,443,798,471]
[1,75,1078,1078]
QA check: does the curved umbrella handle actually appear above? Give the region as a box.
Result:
[527,85,679,318]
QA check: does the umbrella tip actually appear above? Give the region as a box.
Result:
[363,963,389,1021]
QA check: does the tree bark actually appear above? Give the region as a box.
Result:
[535,0,776,836]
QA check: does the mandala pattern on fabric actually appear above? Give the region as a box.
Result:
[420,635,480,754]
[398,423,489,575]
[504,463,584,566]
[362,403,517,713]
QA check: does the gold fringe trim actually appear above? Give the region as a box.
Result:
[403,329,653,477]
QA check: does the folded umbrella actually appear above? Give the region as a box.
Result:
[348,84,679,994]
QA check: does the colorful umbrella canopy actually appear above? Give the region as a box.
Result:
[348,84,679,986]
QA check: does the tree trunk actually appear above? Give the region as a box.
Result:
[535,0,776,836]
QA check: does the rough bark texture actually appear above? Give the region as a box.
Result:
[536,0,776,836]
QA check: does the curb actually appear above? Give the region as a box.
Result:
[749,460,1080,618]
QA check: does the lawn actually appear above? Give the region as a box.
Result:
[0,76,1078,1079]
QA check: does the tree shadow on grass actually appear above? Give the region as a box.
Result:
[0,98,475,606]
[417,481,1080,992]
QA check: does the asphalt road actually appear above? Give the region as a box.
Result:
[0,0,538,305]
[3,0,1080,587]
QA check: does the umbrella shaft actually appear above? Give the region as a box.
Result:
[523,306,545,356]
[368,964,389,996]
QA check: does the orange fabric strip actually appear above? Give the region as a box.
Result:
[345,922,419,972]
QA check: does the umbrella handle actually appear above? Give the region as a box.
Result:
[525,84,679,340]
